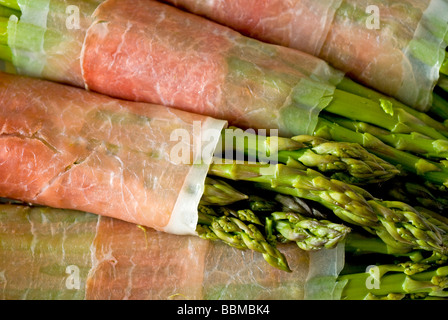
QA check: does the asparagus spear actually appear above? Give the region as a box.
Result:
[324,113,448,160]
[268,211,351,251]
[440,54,448,77]
[314,117,448,189]
[345,231,448,266]
[325,89,447,140]
[369,200,446,254]
[208,161,378,227]
[200,177,248,206]
[197,202,351,272]
[431,91,448,121]
[0,0,19,11]
[337,77,448,137]
[209,160,448,255]
[383,179,448,213]
[438,75,448,94]
[196,205,292,272]
[274,193,329,220]
[339,263,448,300]
[222,128,400,185]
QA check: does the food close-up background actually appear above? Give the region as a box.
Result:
[0,0,447,302]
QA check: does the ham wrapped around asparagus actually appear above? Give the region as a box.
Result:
[2,72,415,273]
[0,204,344,300]
[0,71,226,235]
[4,0,448,190]
[6,0,343,137]
[163,0,448,112]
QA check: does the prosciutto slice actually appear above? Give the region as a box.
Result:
[7,0,344,137]
[163,0,448,111]
[0,72,226,235]
[0,204,344,300]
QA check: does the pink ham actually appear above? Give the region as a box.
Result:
[0,204,343,299]
[8,0,343,137]
[163,0,448,110]
[0,72,226,234]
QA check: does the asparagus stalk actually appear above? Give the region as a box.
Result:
[339,263,448,300]
[440,54,448,77]
[432,92,448,120]
[337,77,448,137]
[208,161,378,227]
[314,117,448,189]
[208,160,447,255]
[0,16,8,45]
[383,179,448,213]
[345,232,448,266]
[200,177,248,206]
[222,128,400,185]
[438,75,448,94]
[324,113,448,160]
[325,89,447,140]
[0,0,19,11]
[196,205,292,272]
[268,211,351,251]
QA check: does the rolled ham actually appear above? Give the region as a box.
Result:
[0,71,226,235]
[7,0,344,137]
[163,0,448,111]
[0,204,344,300]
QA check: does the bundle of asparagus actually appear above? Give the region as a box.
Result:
[1,70,446,279]
[0,0,447,300]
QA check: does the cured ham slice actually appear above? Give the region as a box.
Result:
[0,72,226,235]
[163,0,448,111]
[0,204,344,300]
[7,0,344,137]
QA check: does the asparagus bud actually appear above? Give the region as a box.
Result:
[269,212,351,251]
[196,206,291,272]
[200,177,248,206]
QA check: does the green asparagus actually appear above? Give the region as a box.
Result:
[0,1,447,297]
[314,117,448,189]
[200,177,248,206]
[268,211,351,251]
[209,161,377,227]
[0,0,19,11]
[196,205,292,272]
[221,128,400,185]
[324,113,448,160]
[339,263,448,300]
[325,89,447,140]
[382,179,448,213]
[209,160,447,255]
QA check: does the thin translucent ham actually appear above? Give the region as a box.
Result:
[7,0,344,137]
[0,72,226,235]
[0,204,345,300]
[163,0,448,111]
